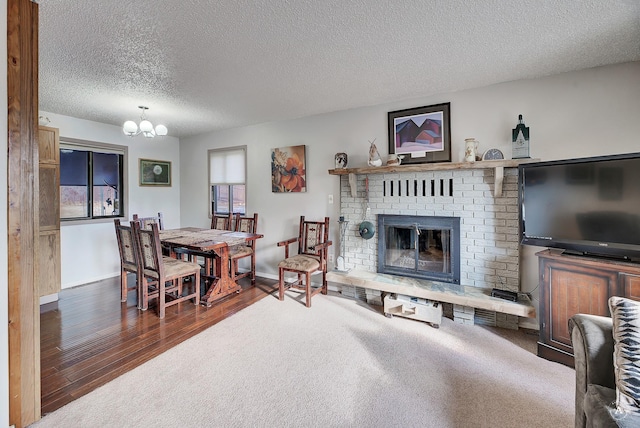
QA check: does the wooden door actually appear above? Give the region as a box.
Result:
[38,126,61,297]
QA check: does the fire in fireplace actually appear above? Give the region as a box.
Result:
[377,214,461,284]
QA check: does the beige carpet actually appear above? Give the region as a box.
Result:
[32,292,574,427]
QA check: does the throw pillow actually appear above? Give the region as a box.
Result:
[609,296,640,415]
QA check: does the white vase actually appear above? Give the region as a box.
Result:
[464,138,479,162]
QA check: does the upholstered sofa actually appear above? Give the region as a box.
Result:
[570,313,640,428]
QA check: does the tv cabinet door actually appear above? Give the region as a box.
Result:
[621,273,640,302]
[538,261,618,365]
[536,250,626,367]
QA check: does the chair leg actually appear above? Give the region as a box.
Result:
[140,277,149,311]
[120,270,128,302]
[231,259,238,282]
[138,277,149,311]
[278,268,285,301]
[305,272,312,308]
[194,271,200,306]
[159,281,166,319]
[250,253,256,285]
[322,271,328,295]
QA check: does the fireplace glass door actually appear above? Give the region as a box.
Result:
[384,226,450,272]
[378,215,460,283]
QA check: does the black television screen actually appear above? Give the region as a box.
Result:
[518,153,640,261]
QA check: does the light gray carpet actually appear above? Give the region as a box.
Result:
[32,293,574,427]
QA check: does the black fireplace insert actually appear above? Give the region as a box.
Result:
[377,214,461,284]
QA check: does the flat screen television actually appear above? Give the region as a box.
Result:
[518,152,640,262]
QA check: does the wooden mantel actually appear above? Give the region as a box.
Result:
[328,158,540,197]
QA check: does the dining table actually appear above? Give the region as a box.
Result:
[159,227,264,306]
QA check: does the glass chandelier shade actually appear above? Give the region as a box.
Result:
[123,106,168,138]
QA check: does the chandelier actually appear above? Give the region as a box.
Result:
[122,106,168,138]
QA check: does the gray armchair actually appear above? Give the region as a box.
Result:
[570,314,640,428]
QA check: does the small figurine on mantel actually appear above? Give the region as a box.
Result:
[512,114,531,159]
[334,152,348,169]
[367,139,383,167]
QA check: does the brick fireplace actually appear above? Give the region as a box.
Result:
[336,167,521,327]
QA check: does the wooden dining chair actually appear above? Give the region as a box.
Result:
[211,213,234,231]
[277,216,332,307]
[134,212,175,257]
[114,219,141,303]
[197,212,235,276]
[133,212,164,230]
[132,221,201,319]
[229,213,258,285]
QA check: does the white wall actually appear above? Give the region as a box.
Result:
[1,4,9,425]
[180,61,640,324]
[41,112,182,288]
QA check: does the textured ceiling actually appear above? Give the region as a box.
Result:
[38,0,640,138]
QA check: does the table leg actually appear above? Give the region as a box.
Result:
[201,244,242,306]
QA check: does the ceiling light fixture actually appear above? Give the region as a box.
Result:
[122,106,168,138]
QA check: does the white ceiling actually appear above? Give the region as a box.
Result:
[37,0,640,138]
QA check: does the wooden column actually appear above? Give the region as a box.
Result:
[7,0,41,426]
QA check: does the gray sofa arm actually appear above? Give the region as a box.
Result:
[570,314,615,428]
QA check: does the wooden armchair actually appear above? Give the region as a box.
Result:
[114,219,141,303]
[229,213,258,285]
[132,221,201,319]
[277,216,332,307]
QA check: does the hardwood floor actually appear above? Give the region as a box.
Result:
[40,274,278,416]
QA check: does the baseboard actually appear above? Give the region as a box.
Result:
[39,293,59,305]
[62,272,120,289]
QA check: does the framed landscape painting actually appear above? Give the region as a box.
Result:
[388,102,451,164]
[271,145,306,192]
[139,158,172,186]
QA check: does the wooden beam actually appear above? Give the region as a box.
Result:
[7,0,41,426]
[328,158,540,176]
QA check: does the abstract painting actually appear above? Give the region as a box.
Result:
[388,103,451,164]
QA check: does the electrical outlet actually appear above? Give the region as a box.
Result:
[328,253,334,263]
[328,194,334,204]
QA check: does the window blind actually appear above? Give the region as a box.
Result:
[209,146,246,184]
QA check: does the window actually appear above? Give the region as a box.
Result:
[60,141,125,220]
[209,146,246,215]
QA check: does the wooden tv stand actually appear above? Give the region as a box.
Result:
[536,249,640,367]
